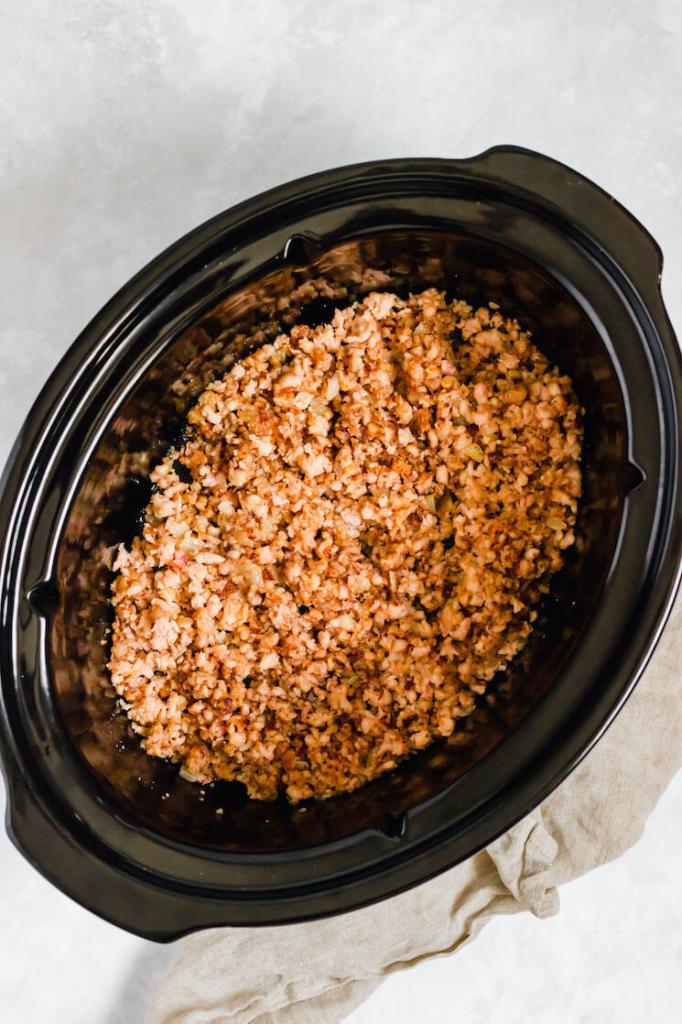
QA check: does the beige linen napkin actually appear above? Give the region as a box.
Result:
[147,595,682,1024]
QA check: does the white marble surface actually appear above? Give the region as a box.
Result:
[2,2,682,1021]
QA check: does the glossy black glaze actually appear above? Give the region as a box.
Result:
[0,148,681,940]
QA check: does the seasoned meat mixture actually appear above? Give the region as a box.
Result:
[109,289,582,801]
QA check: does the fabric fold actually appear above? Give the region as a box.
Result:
[486,807,559,918]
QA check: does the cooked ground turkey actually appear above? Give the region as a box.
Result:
[108,289,582,801]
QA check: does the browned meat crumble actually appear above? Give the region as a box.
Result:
[109,289,582,801]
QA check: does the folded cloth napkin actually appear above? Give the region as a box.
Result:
[146,595,682,1024]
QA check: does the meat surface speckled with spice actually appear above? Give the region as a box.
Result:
[108,289,582,801]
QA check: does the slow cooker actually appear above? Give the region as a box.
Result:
[1,147,680,939]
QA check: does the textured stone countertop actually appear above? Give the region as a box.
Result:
[1,2,681,1021]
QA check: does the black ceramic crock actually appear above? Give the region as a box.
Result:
[1,147,681,940]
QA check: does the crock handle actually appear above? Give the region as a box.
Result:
[3,771,191,942]
[459,146,664,301]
